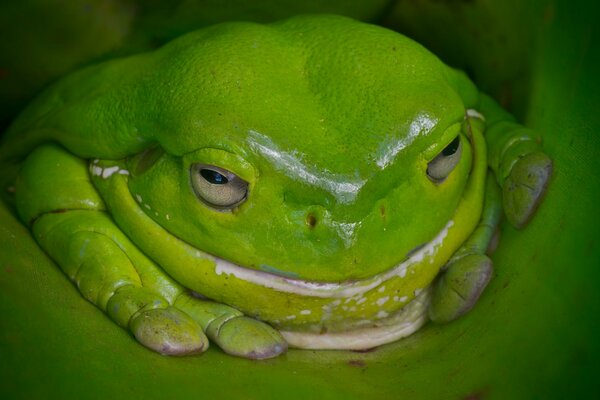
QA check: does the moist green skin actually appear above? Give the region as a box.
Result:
[0,15,552,356]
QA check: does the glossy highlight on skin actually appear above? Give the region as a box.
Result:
[247,129,367,204]
[376,112,439,169]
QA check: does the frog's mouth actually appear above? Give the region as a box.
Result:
[209,219,455,298]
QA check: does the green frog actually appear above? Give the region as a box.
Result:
[0,15,552,359]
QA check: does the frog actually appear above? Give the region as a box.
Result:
[0,15,552,359]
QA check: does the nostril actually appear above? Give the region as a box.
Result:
[379,202,387,225]
[306,213,318,229]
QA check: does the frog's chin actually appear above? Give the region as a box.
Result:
[280,288,431,350]
[201,240,434,349]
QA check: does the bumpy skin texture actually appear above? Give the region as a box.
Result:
[0,15,551,357]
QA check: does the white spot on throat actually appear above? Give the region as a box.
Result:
[376,296,389,306]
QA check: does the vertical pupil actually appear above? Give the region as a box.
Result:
[200,169,228,184]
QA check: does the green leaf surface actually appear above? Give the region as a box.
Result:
[1,0,598,398]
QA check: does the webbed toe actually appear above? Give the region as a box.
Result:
[503,151,552,229]
[130,307,208,356]
[429,254,493,323]
[206,315,287,359]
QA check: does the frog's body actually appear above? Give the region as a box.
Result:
[0,15,551,358]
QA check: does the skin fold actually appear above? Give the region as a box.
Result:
[0,15,552,358]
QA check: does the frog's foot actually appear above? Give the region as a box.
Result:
[129,307,208,356]
[429,172,501,323]
[106,285,208,355]
[108,285,207,355]
[429,254,493,323]
[207,315,287,359]
[126,295,288,359]
[175,294,287,359]
[503,152,553,229]
[105,279,285,359]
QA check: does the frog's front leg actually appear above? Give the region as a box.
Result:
[15,144,286,358]
[33,210,210,355]
[478,94,553,228]
[429,173,502,323]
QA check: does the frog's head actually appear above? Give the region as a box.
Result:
[118,15,476,282]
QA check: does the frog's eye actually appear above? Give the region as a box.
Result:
[427,135,462,182]
[190,164,249,210]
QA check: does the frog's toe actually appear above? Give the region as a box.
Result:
[429,254,493,323]
[206,315,287,359]
[503,151,553,229]
[130,307,208,356]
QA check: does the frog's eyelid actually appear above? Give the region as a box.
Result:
[182,148,256,183]
[426,135,462,183]
[422,122,463,161]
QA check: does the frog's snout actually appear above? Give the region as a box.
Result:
[292,204,363,250]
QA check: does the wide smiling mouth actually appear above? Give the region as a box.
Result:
[208,219,455,298]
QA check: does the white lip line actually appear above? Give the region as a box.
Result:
[213,219,454,298]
